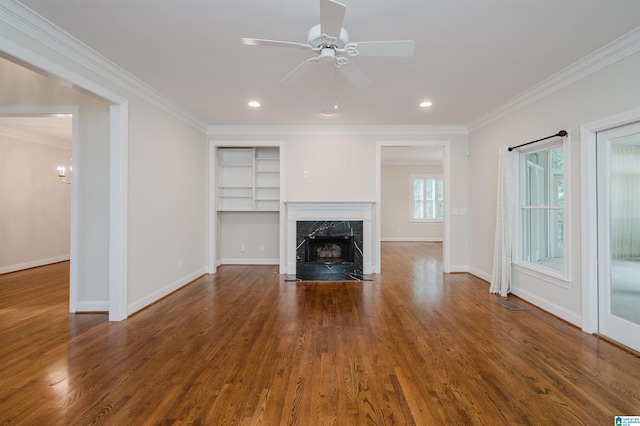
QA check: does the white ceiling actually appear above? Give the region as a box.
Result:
[14,0,640,127]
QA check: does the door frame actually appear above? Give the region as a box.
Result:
[0,47,129,321]
[580,107,640,333]
[375,140,452,273]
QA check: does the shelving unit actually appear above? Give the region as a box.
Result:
[217,146,280,211]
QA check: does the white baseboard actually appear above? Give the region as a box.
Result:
[381,237,443,242]
[127,267,207,316]
[447,264,468,273]
[510,287,581,327]
[467,266,492,282]
[219,258,279,265]
[75,300,109,313]
[0,255,70,275]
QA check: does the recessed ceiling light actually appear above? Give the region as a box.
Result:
[248,101,261,108]
[419,101,433,108]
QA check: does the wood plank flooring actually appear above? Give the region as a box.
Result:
[1,242,640,424]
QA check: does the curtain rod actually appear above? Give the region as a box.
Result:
[508,130,567,152]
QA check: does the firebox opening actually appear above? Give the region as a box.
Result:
[305,236,354,265]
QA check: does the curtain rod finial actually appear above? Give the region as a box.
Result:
[558,130,568,137]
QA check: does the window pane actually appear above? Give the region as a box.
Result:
[413,179,424,219]
[522,208,563,272]
[410,175,444,222]
[551,147,564,169]
[520,144,565,274]
[425,179,434,200]
[414,200,424,219]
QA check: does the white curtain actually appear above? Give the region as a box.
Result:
[490,147,518,296]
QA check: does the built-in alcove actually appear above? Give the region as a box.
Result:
[213,144,282,267]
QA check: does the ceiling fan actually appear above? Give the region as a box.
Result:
[240,0,415,89]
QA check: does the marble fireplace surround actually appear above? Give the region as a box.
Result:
[284,202,374,277]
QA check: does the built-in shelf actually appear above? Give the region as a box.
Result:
[217,146,280,211]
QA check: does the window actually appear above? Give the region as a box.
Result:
[411,174,443,222]
[519,143,567,275]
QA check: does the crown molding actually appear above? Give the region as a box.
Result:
[0,126,71,149]
[207,124,468,137]
[0,1,207,132]
[467,27,640,133]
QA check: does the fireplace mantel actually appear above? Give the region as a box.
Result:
[284,202,374,276]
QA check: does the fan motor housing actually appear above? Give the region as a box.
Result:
[308,24,348,49]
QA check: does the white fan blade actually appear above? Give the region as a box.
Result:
[241,38,313,50]
[353,41,415,57]
[339,61,372,89]
[320,0,346,39]
[280,58,319,84]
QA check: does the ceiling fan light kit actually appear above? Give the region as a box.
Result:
[241,0,415,89]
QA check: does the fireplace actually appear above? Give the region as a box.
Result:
[295,220,365,281]
[284,201,375,280]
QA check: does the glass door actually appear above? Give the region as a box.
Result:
[596,121,640,352]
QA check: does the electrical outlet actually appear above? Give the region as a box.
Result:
[240,244,246,253]
[259,244,265,251]
[178,259,183,269]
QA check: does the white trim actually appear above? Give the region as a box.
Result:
[468,267,491,282]
[512,263,571,289]
[218,258,280,265]
[376,140,451,274]
[380,237,443,242]
[76,301,109,312]
[580,108,640,334]
[0,2,206,131]
[468,27,640,132]
[0,255,70,275]
[207,141,220,274]
[109,103,128,321]
[511,287,581,327]
[448,265,469,273]
[127,268,206,316]
[69,109,80,313]
[207,125,468,136]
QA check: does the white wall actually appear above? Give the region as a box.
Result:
[468,51,640,325]
[126,100,207,313]
[209,131,469,271]
[217,211,279,264]
[381,164,443,241]
[0,126,71,273]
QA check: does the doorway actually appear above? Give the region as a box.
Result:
[596,121,640,352]
[376,141,451,273]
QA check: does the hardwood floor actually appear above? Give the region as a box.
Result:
[1,242,640,424]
